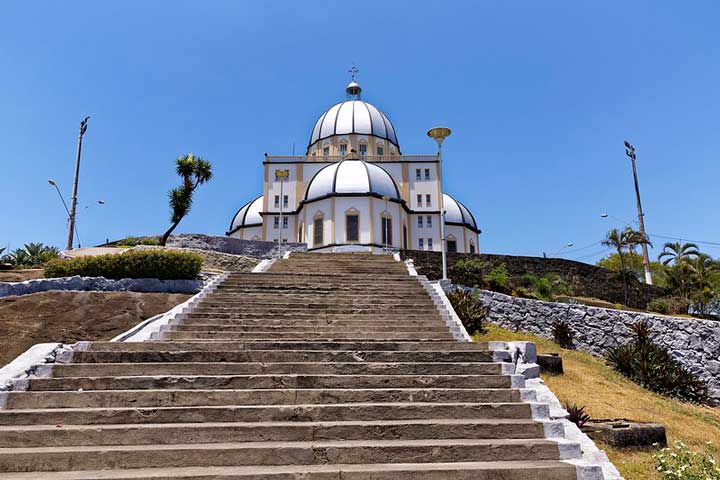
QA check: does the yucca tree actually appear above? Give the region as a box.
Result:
[160,154,213,246]
[601,227,653,306]
[658,242,700,266]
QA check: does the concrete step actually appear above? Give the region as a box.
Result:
[0,438,570,472]
[0,418,552,447]
[174,320,445,328]
[0,460,580,479]
[81,341,492,352]
[70,350,497,364]
[48,362,506,378]
[166,325,449,333]
[7,388,523,409]
[0,402,541,425]
[181,313,440,321]
[25,374,515,392]
[157,332,454,341]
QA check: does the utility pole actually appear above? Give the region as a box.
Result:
[624,140,653,285]
[66,117,90,250]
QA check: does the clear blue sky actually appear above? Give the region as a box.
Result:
[2,1,719,263]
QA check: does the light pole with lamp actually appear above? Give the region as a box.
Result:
[624,140,653,285]
[66,116,90,250]
[427,127,451,282]
[275,169,290,244]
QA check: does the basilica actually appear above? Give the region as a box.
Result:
[226,77,480,253]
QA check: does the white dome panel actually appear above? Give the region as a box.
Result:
[335,102,354,135]
[443,193,479,232]
[366,103,387,139]
[305,164,337,200]
[335,159,370,193]
[353,102,372,134]
[366,163,399,198]
[228,195,263,232]
[319,103,342,140]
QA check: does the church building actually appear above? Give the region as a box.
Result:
[227,76,480,253]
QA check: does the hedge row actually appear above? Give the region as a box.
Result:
[44,250,203,280]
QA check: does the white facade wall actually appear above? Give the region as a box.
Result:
[228,225,263,241]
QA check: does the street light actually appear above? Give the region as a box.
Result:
[65,116,90,251]
[427,127,452,282]
[624,140,653,285]
[275,169,290,244]
[552,243,575,256]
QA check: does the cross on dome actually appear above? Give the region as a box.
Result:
[346,65,362,100]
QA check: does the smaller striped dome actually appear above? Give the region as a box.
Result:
[444,193,480,233]
[305,159,400,202]
[228,195,263,233]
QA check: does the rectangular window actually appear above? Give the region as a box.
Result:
[424,168,430,180]
[418,238,424,250]
[382,217,392,245]
[377,146,384,155]
[273,217,279,229]
[323,147,329,157]
[416,194,422,207]
[359,144,367,156]
[346,214,359,242]
[426,194,431,206]
[426,215,432,227]
[415,169,421,180]
[313,218,324,246]
[282,217,288,229]
[283,195,288,208]
[274,195,280,208]
[417,216,423,228]
[428,238,433,250]
[339,144,347,155]
[447,240,457,253]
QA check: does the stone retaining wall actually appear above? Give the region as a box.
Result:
[167,234,306,258]
[0,276,203,298]
[403,250,666,309]
[472,288,720,403]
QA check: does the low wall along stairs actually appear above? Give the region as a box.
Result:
[0,252,610,479]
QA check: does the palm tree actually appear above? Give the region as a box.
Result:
[686,253,718,316]
[658,242,700,266]
[160,153,213,246]
[601,227,653,306]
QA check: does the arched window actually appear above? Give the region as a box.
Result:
[345,208,360,242]
[381,214,392,247]
[469,241,476,254]
[447,234,458,253]
[313,214,324,247]
[298,223,304,243]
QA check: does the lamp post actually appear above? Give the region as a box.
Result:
[552,243,575,256]
[427,127,452,282]
[624,140,653,285]
[275,169,290,244]
[66,116,90,250]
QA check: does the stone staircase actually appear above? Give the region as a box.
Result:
[0,252,589,479]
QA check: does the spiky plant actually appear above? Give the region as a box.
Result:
[160,153,213,246]
[564,403,591,428]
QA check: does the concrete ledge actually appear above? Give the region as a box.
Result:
[0,276,203,298]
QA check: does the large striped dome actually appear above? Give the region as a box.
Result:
[307,82,399,151]
[443,193,480,233]
[227,195,263,233]
[304,159,400,202]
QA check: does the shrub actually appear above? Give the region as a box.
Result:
[448,258,484,287]
[447,289,488,335]
[648,298,670,314]
[552,320,574,349]
[564,402,591,428]
[605,320,708,403]
[44,250,203,280]
[648,296,691,316]
[654,441,720,480]
[483,263,510,293]
[116,236,160,247]
[522,273,573,301]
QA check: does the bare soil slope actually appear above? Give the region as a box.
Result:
[0,291,190,366]
[0,269,44,282]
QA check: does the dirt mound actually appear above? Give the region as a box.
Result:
[0,269,44,282]
[0,291,190,367]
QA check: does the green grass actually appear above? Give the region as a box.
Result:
[474,324,720,480]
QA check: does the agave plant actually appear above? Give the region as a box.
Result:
[447,289,488,335]
[564,403,591,428]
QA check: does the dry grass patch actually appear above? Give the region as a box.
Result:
[475,324,720,480]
